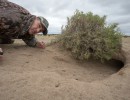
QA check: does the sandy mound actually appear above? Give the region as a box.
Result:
[0,35,130,100]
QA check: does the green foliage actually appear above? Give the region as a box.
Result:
[58,10,122,61]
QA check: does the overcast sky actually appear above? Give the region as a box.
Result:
[9,0,130,35]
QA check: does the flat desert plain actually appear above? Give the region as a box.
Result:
[0,35,130,100]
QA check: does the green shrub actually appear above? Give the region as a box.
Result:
[58,10,122,61]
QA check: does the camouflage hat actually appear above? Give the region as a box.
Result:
[38,16,49,35]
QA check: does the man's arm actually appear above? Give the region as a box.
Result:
[21,34,45,48]
[22,34,37,47]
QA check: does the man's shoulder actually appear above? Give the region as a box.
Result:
[0,0,30,15]
[0,0,8,2]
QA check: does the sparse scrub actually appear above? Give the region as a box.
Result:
[58,10,122,61]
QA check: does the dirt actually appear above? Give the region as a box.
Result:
[0,35,130,100]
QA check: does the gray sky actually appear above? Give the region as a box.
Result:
[9,0,130,35]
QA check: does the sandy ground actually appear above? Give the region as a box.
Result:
[0,35,130,100]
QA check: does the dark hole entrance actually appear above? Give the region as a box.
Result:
[104,59,124,72]
[73,58,125,82]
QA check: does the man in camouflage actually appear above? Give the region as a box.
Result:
[0,0,49,55]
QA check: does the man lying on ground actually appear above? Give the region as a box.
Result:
[0,0,49,55]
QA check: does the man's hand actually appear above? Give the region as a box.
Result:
[36,41,45,49]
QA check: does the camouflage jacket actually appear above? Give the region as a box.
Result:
[0,0,37,47]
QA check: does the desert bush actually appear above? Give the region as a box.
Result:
[58,10,122,61]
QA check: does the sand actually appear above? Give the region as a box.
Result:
[0,35,130,100]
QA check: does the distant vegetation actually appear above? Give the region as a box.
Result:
[57,10,122,62]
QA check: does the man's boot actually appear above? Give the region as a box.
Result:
[0,48,3,55]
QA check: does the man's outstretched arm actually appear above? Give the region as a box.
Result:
[22,34,45,49]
